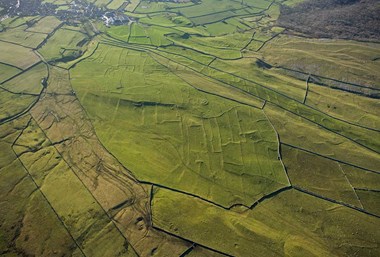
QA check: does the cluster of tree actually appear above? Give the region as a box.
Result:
[278,0,380,42]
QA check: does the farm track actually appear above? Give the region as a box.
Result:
[11,117,88,257]
[2,25,378,198]
[95,33,380,219]
[149,54,264,110]
[63,64,227,253]
[151,49,380,139]
[153,47,380,131]
[0,40,192,256]
[30,116,141,257]
[1,46,93,254]
[115,41,380,152]
[104,35,376,133]
[35,83,189,256]
[338,163,364,209]
[1,1,380,255]
[95,34,377,183]
[9,117,88,257]
[127,41,380,133]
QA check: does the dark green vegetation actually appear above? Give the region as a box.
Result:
[0,0,379,256]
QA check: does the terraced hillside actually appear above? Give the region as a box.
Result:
[0,0,379,256]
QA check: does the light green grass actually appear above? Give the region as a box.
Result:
[168,52,380,153]
[107,0,126,9]
[38,28,88,62]
[306,84,380,129]
[167,34,242,59]
[0,63,21,83]
[135,0,194,13]
[260,36,380,89]
[57,39,99,69]
[210,58,307,101]
[0,90,36,121]
[152,187,380,257]
[107,25,131,41]
[187,247,227,257]
[0,16,39,29]
[356,191,380,216]
[0,116,80,256]
[265,103,380,172]
[26,16,62,34]
[13,119,138,257]
[175,0,246,18]
[282,145,362,207]
[3,62,47,94]
[125,0,141,12]
[0,25,47,48]
[343,165,380,190]
[283,0,306,6]
[71,44,289,207]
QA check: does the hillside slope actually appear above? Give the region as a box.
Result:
[278,0,380,41]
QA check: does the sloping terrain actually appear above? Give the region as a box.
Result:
[278,0,380,42]
[0,0,379,256]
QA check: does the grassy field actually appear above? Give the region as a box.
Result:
[71,44,290,207]
[26,16,62,34]
[0,0,379,256]
[0,16,39,29]
[0,116,81,256]
[0,25,47,48]
[2,62,47,94]
[152,187,380,257]
[282,145,363,207]
[0,41,40,69]
[13,118,138,255]
[125,0,141,12]
[264,103,380,172]
[38,27,89,62]
[0,90,37,122]
[260,36,380,89]
[107,0,126,10]
[0,63,21,82]
[305,84,380,129]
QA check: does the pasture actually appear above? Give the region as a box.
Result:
[0,0,379,256]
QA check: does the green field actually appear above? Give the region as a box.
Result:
[0,0,379,256]
[26,16,62,34]
[38,27,89,62]
[70,44,290,207]
[152,187,380,256]
[0,41,40,69]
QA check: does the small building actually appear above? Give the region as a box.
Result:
[102,11,129,26]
